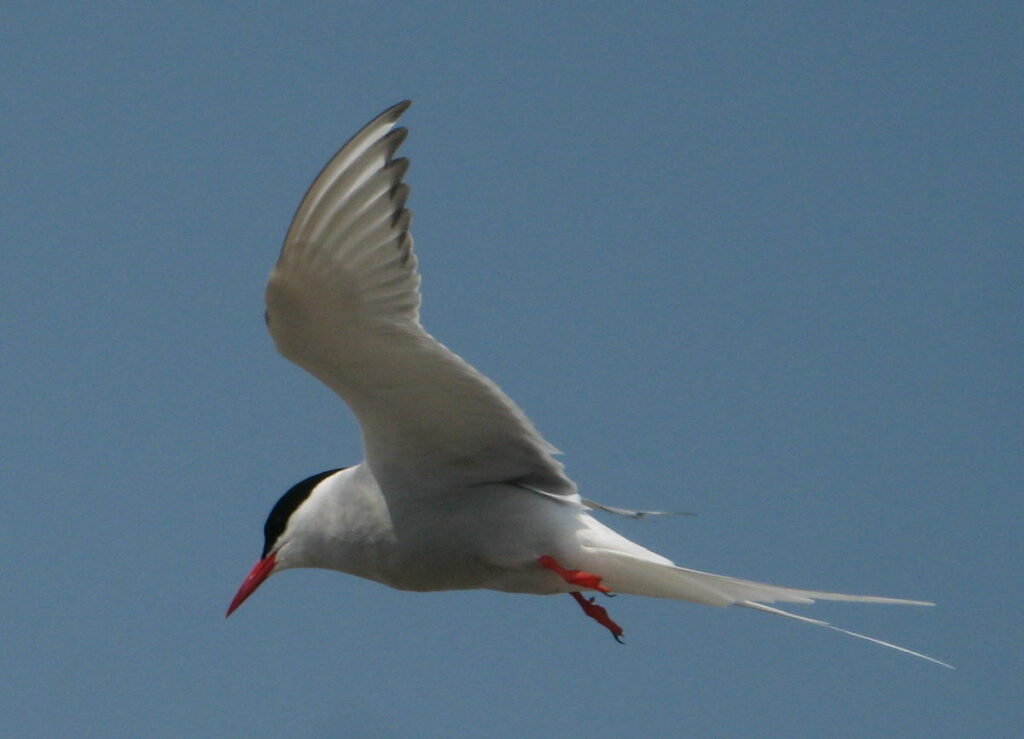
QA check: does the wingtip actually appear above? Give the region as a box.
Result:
[381,126,409,159]
[359,101,412,135]
[386,99,413,120]
[581,498,694,520]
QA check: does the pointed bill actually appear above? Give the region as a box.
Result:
[226,553,277,617]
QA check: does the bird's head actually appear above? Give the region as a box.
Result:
[226,468,342,616]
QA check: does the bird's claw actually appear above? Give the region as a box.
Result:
[570,591,625,643]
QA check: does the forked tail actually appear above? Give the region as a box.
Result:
[739,600,953,669]
[578,547,952,668]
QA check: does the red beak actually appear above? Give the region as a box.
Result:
[226,552,277,617]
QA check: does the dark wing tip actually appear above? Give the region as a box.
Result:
[384,100,413,121]
[380,127,409,160]
[389,182,411,217]
[392,208,413,234]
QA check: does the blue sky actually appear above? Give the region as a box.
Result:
[4,3,1021,737]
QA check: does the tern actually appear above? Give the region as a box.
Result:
[227,101,948,668]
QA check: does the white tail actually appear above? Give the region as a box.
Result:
[580,547,951,668]
[739,601,953,669]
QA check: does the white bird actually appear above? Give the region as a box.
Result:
[227,101,949,668]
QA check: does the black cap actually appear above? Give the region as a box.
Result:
[262,468,345,557]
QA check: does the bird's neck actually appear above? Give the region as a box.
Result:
[282,464,398,580]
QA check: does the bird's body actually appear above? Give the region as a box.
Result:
[228,101,949,667]
[273,465,666,596]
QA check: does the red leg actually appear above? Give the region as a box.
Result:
[537,554,611,594]
[538,555,624,642]
[570,592,624,643]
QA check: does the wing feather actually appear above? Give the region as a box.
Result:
[266,101,575,496]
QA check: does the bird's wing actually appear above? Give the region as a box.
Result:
[265,101,576,496]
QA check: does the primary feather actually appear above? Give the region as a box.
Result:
[267,101,574,498]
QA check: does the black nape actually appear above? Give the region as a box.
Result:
[262,468,346,557]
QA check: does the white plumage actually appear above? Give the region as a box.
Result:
[228,101,949,668]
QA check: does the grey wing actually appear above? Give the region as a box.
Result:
[265,101,576,497]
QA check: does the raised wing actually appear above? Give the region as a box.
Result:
[265,101,576,496]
